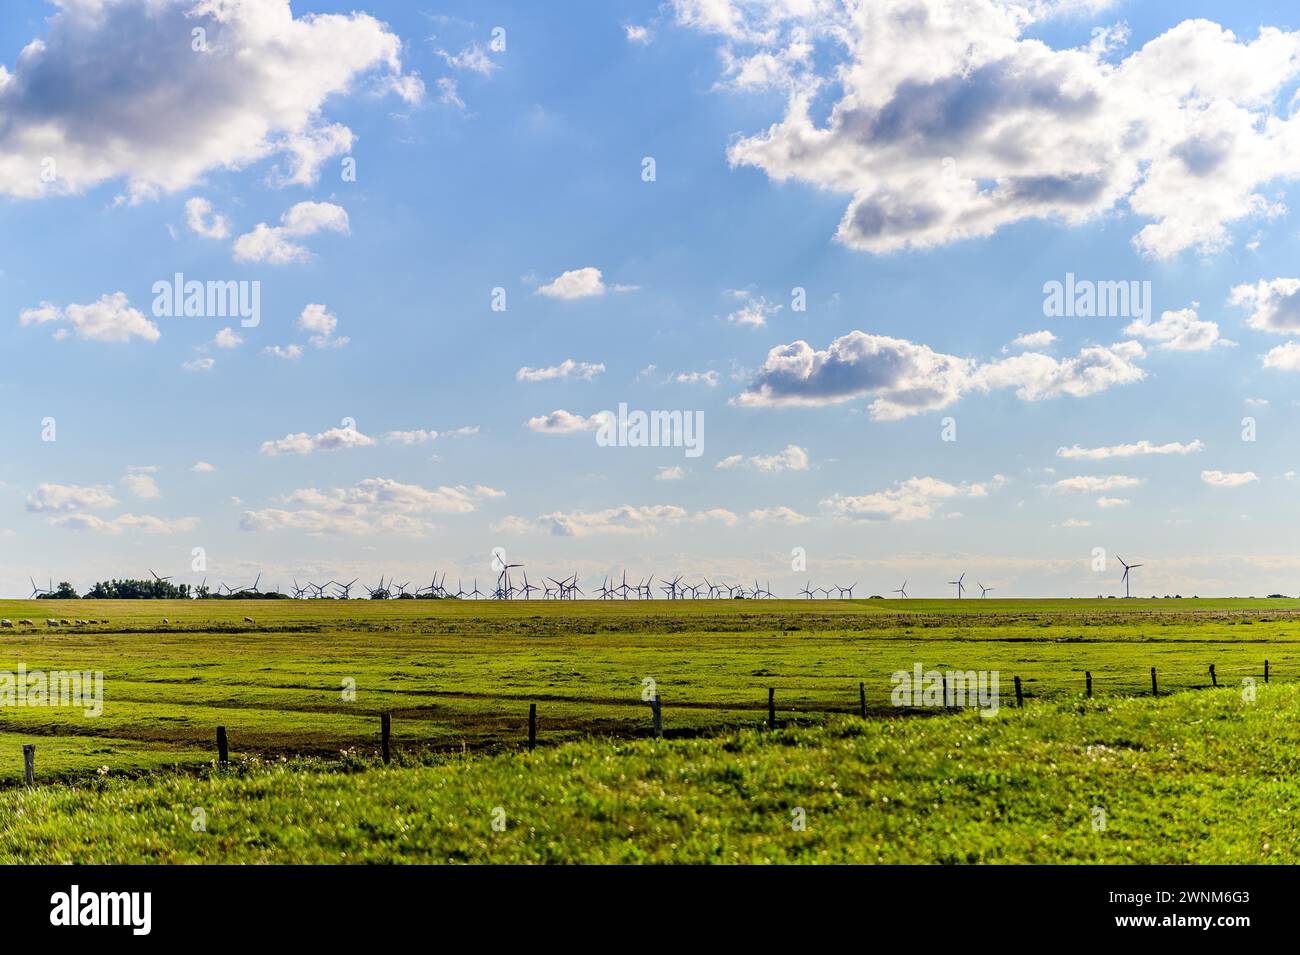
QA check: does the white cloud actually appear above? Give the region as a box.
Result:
[383,430,438,445]
[213,327,243,349]
[1261,341,1300,371]
[626,25,654,45]
[185,197,230,240]
[717,444,810,472]
[499,504,690,537]
[674,370,721,386]
[1229,278,1300,334]
[263,344,303,360]
[694,507,739,525]
[182,357,215,372]
[1049,475,1144,493]
[748,505,810,524]
[296,303,348,348]
[736,330,1145,418]
[537,267,609,300]
[20,293,159,343]
[1123,305,1229,351]
[242,478,497,535]
[526,410,609,434]
[49,513,197,535]
[1096,496,1131,508]
[821,475,1004,521]
[435,77,465,110]
[1057,438,1204,460]
[0,0,419,201]
[122,473,160,500]
[516,360,605,382]
[655,466,686,481]
[436,42,499,75]
[1055,518,1092,528]
[725,294,780,328]
[260,427,376,456]
[233,202,350,264]
[1201,469,1259,487]
[191,461,216,473]
[26,483,117,513]
[1009,330,1056,350]
[678,1,1300,259]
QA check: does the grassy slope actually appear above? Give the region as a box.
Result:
[2,681,1297,864]
[0,598,1298,782]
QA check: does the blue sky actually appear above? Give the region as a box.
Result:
[3,0,1300,597]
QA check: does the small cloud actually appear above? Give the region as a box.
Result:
[717,444,810,473]
[537,267,609,300]
[1201,469,1259,488]
[232,202,350,265]
[517,359,605,382]
[260,427,376,457]
[185,197,230,240]
[526,410,608,434]
[724,293,780,328]
[1008,330,1056,350]
[263,344,303,360]
[213,327,243,349]
[748,505,809,524]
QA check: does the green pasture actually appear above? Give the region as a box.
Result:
[0,597,1296,784]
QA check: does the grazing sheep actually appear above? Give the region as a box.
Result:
[59,619,71,625]
[46,619,59,627]
[1,619,11,628]
[243,616,254,623]
[162,618,169,624]
[18,619,32,626]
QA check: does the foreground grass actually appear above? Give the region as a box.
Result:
[1,598,1298,781]
[2,682,1296,863]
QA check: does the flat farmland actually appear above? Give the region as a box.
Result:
[1,597,1298,784]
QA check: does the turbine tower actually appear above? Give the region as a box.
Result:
[949,572,966,599]
[1118,555,1143,599]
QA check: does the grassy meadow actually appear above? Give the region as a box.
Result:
[0,596,1296,862]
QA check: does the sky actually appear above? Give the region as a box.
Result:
[3,0,1300,599]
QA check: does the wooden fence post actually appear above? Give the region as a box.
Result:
[767,688,776,730]
[216,726,228,766]
[22,744,34,788]
[1085,671,1092,698]
[528,703,537,752]
[1150,667,1158,697]
[651,695,663,739]
[1265,660,1270,685]
[1209,664,1217,688]
[858,681,867,718]
[1014,676,1023,708]
[381,713,391,764]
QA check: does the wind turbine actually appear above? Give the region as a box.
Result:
[837,582,857,599]
[799,581,815,599]
[1118,555,1143,598]
[979,582,993,598]
[149,569,172,583]
[892,581,908,599]
[949,572,966,599]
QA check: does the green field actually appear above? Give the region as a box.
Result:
[0,597,1295,862]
